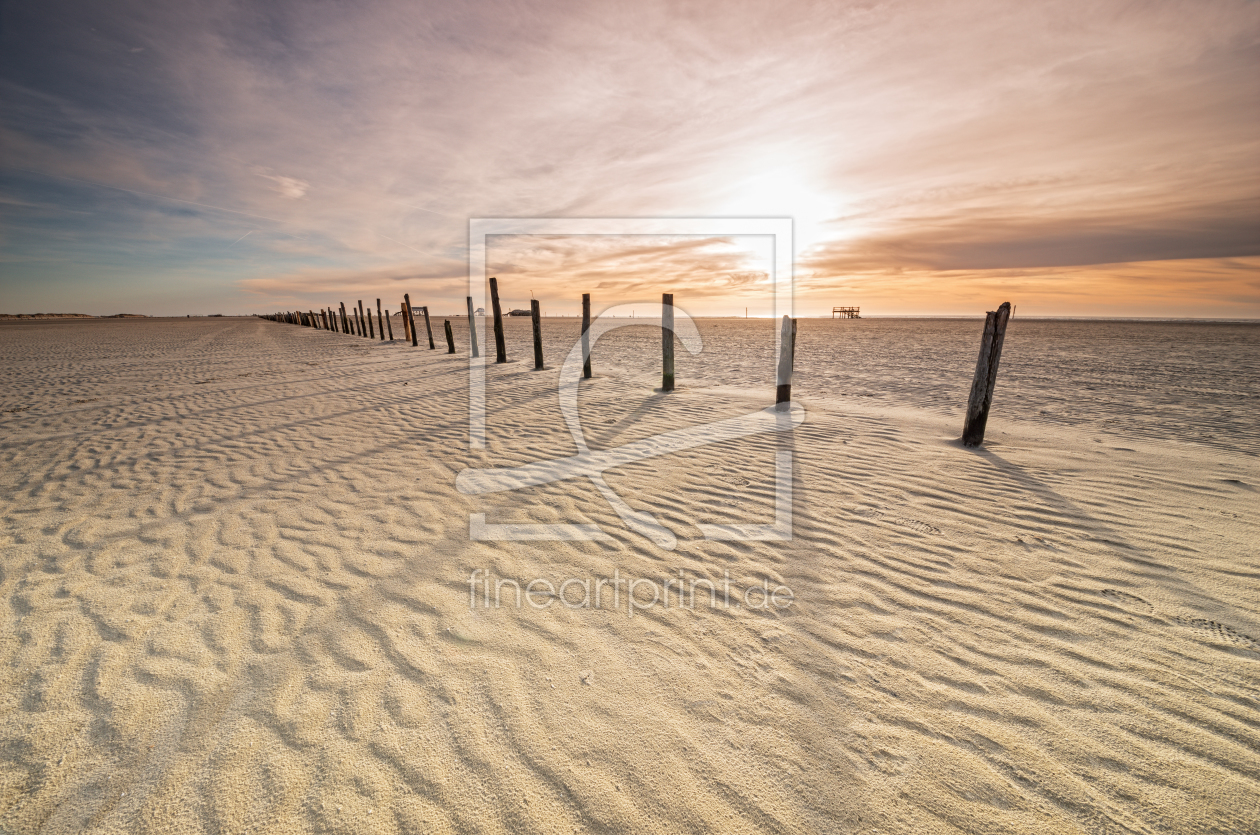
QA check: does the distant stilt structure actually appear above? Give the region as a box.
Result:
[962,302,1012,448]
[831,306,860,319]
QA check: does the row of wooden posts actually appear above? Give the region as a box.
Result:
[259,291,1011,447]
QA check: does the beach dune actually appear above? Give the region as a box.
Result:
[0,315,1256,834]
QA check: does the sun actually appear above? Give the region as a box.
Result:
[717,168,841,251]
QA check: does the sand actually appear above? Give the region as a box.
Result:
[0,315,1257,834]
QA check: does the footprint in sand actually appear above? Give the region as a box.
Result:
[853,507,942,536]
[1172,616,1260,654]
[1100,589,1155,613]
[1098,590,1260,657]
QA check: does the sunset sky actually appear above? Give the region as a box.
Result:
[2,0,1257,317]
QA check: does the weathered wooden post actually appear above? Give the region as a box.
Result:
[376,299,385,341]
[340,303,349,334]
[403,294,418,347]
[962,301,1012,447]
[367,304,375,339]
[384,307,394,340]
[400,296,412,343]
[357,301,367,337]
[581,293,592,379]
[531,299,544,369]
[421,306,435,349]
[775,315,797,411]
[466,296,480,358]
[662,293,675,392]
[489,277,508,363]
[444,319,456,354]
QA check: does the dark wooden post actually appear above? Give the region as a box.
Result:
[400,297,411,343]
[421,306,435,349]
[775,315,797,411]
[662,293,675,392]
[385,307,394,340]
[403,294,419,347]
[340,303,348,334]
[444,319,456,354]
[376,299,385,341]
[466,296,480,358]
[531,299,544,369]
[489,277,507,363]
[358,301,367,337]
[581,293,592,379]
[367,304,375,339]
[962,301,1012,447]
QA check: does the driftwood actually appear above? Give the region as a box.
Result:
[775,315,797,411]
[962,302,1012,447]
[466,297,480,358]
[490,277,507,363]
[531,300,544,369]
[581,293,592,379]
[661,293,675,392]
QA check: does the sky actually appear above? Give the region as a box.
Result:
[1,0,1258,318]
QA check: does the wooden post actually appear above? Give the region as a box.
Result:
[489,277,507,363]
[367,304,375,339]
[581,293,592,379]
[403,294,419,347]
[358,301,367,337]
[444,319,456,354]
[531,299,544,369]
[421,306,435,349]
[339,303,348,334]
[400,297,412,343]
[466,296,480,358]
[661,293,675,392]
[376,299,385,341]
[962,301,1012,447]
[775,315,797,411]
[385,307,394,340]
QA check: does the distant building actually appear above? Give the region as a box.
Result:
[508,308,530,316]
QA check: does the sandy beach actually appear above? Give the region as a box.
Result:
[1,315,1257,834]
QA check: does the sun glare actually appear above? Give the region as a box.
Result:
[718,168,841,252]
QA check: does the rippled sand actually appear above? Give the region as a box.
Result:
[0,315,1256,834]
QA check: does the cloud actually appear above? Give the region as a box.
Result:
[256,173,309,199]
[1,0,1257,314]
